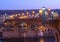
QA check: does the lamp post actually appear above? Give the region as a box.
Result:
[51,11,54,22]
[32,11,35,17]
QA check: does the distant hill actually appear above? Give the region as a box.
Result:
[0,9,39,15]
[0,9,60,15]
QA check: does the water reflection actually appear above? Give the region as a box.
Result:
[3,37,55,42]
[39,36,55,42]
[39,38,45,42]
[24,36,55,42]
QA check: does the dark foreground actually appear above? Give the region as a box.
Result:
[0,36,55,42]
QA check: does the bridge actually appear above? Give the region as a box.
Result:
[0,7,60,42]
[0,17,59,42]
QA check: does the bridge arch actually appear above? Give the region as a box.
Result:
[44,24,60,42]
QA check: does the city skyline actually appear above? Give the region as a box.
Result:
[0,0,60,10]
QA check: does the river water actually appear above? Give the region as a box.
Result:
[1,36,55,42]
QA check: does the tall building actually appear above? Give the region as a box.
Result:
[41,7,48,25]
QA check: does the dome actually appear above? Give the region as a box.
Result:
[42,7,47,10]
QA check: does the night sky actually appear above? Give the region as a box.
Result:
[0,0,60,10]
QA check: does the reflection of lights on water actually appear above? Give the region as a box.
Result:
[38,30,43,36]
[39,38,45,42]
[40,31,43,36]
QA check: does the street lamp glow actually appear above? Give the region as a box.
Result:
[32,11,35,14]
[27,12,29,15]
[15,14,18,16]
[22,13,24,16]
[9,16,14,19]
[19,16,27,19]
[41,26,43,29]
[39,38,45,42]
[4,23,8,26]
[39,26,45,31]
[39,9,43,15]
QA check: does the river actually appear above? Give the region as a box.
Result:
[1,36,55,42]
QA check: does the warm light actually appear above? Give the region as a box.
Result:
[4,23,7,25]
[41,26,43,29]
[22,13,24,16]
[9,16,14,19]
[19,16,27,19]
[39,26,45,31]
[27,12,29,15]
[39,9,43,15]
[32,11,35,14]
[39,38,45,42]
[15,14,18,16]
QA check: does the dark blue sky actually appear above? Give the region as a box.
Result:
[0,0,60,10]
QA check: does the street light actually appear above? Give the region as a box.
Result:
[39,9,43,15]
[22,13,24,16]
[27,12,29,15]
[48,8,51,11]
[4,22,9,26]
[15,14,18,16]
[9,16,14,19]
[38,25,45,31]
[32,11,35,14]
